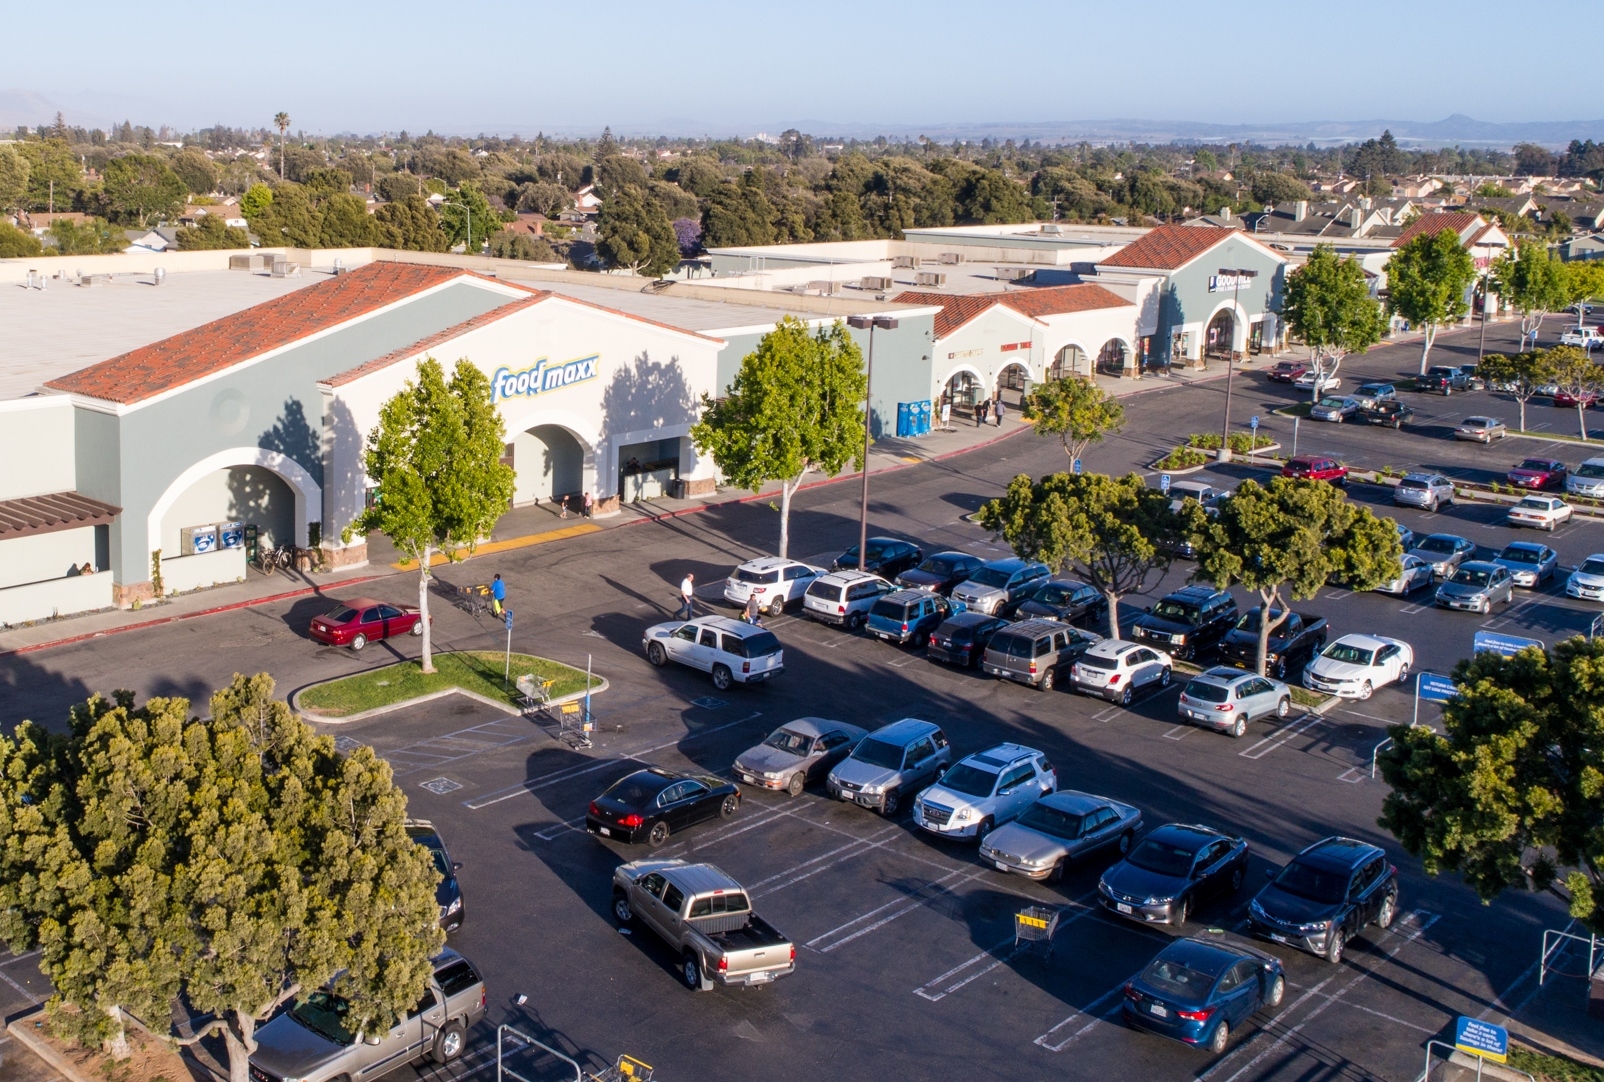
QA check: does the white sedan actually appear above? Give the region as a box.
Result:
[1294,372,1342,393]
[1507,495,1573,531]
[1302,634,1414,700]
[723,557,826,615]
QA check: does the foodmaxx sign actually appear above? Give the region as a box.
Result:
[491,354,599,402]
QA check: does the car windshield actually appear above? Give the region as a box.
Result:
[1184,680,1229,703]
[763,729,812,754]
[871,599,910,620]
[806,581,842,600]
[1416,536,1458,554]
[606,774,670,806]
[1583,559,1604,576]
[1461,419,1489,427]
[1318,397,1346,408]
[1517,498,1552,511]
[1078,654,1118,670]
[423,844,451,878]
[1576,463,1604,479]
[850,739,905,770]
[1151,601,1201,623]
[326,607,358,623]
[1126,837,1197,877]
[734,567,780,584]
[290,991,357,1046]
[1360,385,1386,394]
[1032,584,1075,605]
[967,568,1012,588]
[939,763,999,797]
[1321,641,1375,665]
[1017,802,1084,840]
[917,557,955,575]
[1273,859,1349,904]
[1498,547,1541,564]
[1516,460,1553,471]
[1452,567,1494,587]
[1140,958,1216,1004]
[1233,609,1284,632]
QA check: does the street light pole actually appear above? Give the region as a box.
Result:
[1217,267,1258,462]
[1477,265,1491,362]
[847,314,898,572]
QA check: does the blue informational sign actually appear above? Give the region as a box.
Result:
[218,522,244,549]
[1454,1017,1508,1064]
[504,608,514,632]
[1250,415,1260,430]
[1417,673,1458,703]
[1473,630,1544,657]
[1072,458,1083,475]
[1160,474,1172,494]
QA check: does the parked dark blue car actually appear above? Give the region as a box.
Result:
[866,589,962,646]
[1098,823,1250,927]
[1248,836,1399,964]
[1122,935,1285,1053]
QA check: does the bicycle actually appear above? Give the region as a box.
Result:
[255,545,296,576]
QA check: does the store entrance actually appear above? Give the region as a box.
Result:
[1205,309,1236,361]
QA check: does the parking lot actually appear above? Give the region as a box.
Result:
[0,318,1590,1082]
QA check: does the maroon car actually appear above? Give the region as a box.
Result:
[1281,455,1348,485]
[1267,361,1309,383]
[1507,458,1568,491]
[1553,390,1598,410]
[309,597,426,649]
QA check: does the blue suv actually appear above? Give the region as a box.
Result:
[866,589,962,645]
[1248,836,1399,964]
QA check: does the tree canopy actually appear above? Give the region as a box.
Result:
[1022,376,1125,465]
[1281,244,1387,396]
[176,213,250,251]
[1547,345,1604,441]
[1477,351,1557,432]
[100,153,187,227]
[1386,227,1477,374]
[596,185,680,276]
[1496,240,1570,349]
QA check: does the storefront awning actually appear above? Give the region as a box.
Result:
[0,491,121,541]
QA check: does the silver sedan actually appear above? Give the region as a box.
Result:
[1454,416,1509,442]
[979,790,1142,883]
[1492,542,1558,588]
[732,718,866,796]
[1373,553,1434,595]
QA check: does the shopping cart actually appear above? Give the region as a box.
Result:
[587,1055,653,1082]
[515,674,555,713]
[558,700,595,749]
[1015,905,1062,961]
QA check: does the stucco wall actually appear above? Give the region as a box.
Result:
[1155,237,1287,363]
[0,568,113,626]
[0,397,75,502]
[159,466,294,553]
[0,526,97,590]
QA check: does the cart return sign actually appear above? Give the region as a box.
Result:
[1453,1016,1508,1063]
[1472,630,1543,658]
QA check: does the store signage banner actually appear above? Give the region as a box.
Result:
[491,355,599,402]
[1209,274,1254,293]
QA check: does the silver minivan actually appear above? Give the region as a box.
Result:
[1568,456,1604,498]
[802,570,895,630]
[826,718,952,816]
[981,619,1102,691]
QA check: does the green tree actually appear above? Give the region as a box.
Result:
[374,195,449,252]
[1386,227,1477,374]
[1281,244,1387,398]
[596,186,679,276]
[487,229,557,262]
[17,138,82,211]
[977,471,1180,640]
[274,111,290,178]
[318,192,379,247]
[46,216,128,254]
[302,167,354,197]
[252,183,321,247]
[101,154,187,227]
[1189,477,1401,678]
[176,213,250,250]
[1548,345,1603,441]
[439,183,498,253]
[1250,172,1314,205]
[240,182,273,219]
[0,220,42,257]
[514,180,570,217]
[1477,351,1557,432]
[169,147,218,195]
[344,358,513,672]
[1022,376,1125,466]
[691,318,866,558]
[0,145,30,211]
[377,171,424,204]
[1377,637,1604,928]
[1496,240,1571,349]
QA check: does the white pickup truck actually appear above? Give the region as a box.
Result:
[612,859,796,991]
[1561,326,1603,351]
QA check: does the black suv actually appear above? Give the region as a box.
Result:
[1129,586,1238,660]
[1248,837,1399,964]
[407,819,465,931]
[833,536,923,578]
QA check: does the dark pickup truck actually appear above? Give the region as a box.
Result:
[1217,609,1328,679]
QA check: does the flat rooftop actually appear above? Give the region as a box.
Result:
[504,276,807,334]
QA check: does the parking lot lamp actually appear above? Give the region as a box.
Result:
[1217,268,1258,462]
[846,314,898,572]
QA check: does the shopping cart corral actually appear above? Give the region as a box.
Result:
[496,1025,653,1082]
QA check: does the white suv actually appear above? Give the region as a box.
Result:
[723,557,825,615]
[803,570,895,630]
[913,744,1057,843]
[1069,639,1173,704]
[642,615,785,689]
[1561,326,1603,351]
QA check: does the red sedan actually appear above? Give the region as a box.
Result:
[309,597,426,650]
[1507,458,1568,491]
[1267,361,1309,383]
[1553,390,1598,409]
[1281,455,1348,485]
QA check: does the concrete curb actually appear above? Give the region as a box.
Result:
[290,668,608,725]
[6,1011,100,1082]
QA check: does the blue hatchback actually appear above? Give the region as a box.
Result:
[866,589,963,645]
[1122,936,1285,1053]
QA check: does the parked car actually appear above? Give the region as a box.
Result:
[248,950,486,1082]
[586,767,741,847]
[407,819,465,932]
[1567,456,1604,497]
[1561,325,1604,350]
[1396,523,1416,551]
[1418,365,1461,395]
[1566,554,1604,601]
[1508,458,1569,491]
[308,597,425,650]
[1249,837,1399,964]
[867,588,961,646]
[1293,371,1341,393]
[1130,585,1239,660]
[1016,577,1108,626]
[1454,416,1509,442]
[825,719,951,815]
[1309,396,1361,422]
[1303,634,1413,700]
[980,790,1142,882]
[926,612,1010,668]
[1176,667,1293,738]
[1455,364,1486,390]
[1070,640,1174,704]
[1121,936,1285,1054]
[1508,494,1573,531]
[1372,553,1434,596]
[1165,481,1227,557]
[1266,361,1308,383]
[722,557,825,616]
[913,743,1056,843]
[831,536,922,578]
[802,570,895,630]
[1554,389,1600,409]
[642,615,784,690]
[1352,382,1398,407]
[1280,455,1348,485]
[981,619,1102,691]
[894,550,985,595]
[950,557,1051,616]
[1393,473,1455,512]
[1353,401,1415,429]
[1407,533,1476,579]
[1492,542,1558,588]
[1435,560,1516,613]
[1098,823,1250,927]
[611,860,795,990]
[1217,609,1328,679]
[732,718,866,797]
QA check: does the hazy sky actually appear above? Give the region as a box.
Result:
[12,0,1600,135]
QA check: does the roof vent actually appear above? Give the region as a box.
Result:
[859,276,894,291]
[1293,200,1309,222]
[1040,223,1062,235]
[939,252,964,264]
[995,267,1034,282]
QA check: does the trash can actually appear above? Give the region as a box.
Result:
[669,477,689,499]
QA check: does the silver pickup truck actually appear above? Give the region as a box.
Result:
[611,859,795,991]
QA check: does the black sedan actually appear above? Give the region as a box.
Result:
[894,550,984,595]
[926,612,1010,667]
[586,767,740,847]
[1098,823,1250,927]
[1248,836,1398,964]
[832,536,923,578]
[1352,401,1415,429]
[1016,577,1108,626]
[406,819,464,932]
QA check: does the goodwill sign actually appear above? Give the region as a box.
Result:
[491,355,599,402]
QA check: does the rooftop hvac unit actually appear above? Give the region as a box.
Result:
[805,280,843,295]
[996,266,1034,282]
[915,271,946,287]
[1040,223,1063,235]
[939,252,964,264]
[892,255,916,269]
[859,276,894,291]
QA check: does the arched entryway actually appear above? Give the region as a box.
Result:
[1095,339,1128,377]
[512,424,585,507]
[997,362,1030,407]
[1050,344,1088,381]
[941,368,985,416]
[1205,308,1236,360]
[147,447,321,555]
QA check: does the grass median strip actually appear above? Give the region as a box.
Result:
[299,651,599,718]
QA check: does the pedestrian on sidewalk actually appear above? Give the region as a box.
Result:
[558,493,569,519]
[744,591,764,627]
[678,572,696,620]
[973,399,985,426]
[490,573,506,617]
[582,491,593,518]
[993,397,1005,426]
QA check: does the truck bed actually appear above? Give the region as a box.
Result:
[703,914,789,952]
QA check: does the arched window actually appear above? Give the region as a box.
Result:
[1051,345,1087,380]
[1206,309,1236,359]
[1095,339,1127,376]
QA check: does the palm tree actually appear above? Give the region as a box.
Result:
[274,112,290,178]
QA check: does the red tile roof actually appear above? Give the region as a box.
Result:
[892,284,1131,338]
[45,262,489,405]
[1098,224,1242,270]
[323,296,545,387]
[1390,212,1483,248]
[0,491,121,540]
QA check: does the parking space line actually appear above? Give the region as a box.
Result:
[1238,713,1325,760]
[1482,597,1544,629]
[886,654,923,668]
[1399,603,1429,614]
[806,868,989,954]
[0,966,42,1004]
[1089,705,1122,723]
[747,826,901,894]
[682,806,801,852]
[1336,767,1366,784]
[533,815,587,841]
[1342,710,1397,724]
[913,890,1101,1003]
[1,950,39,968]
[1160,723,1192,741]
[1032,968,1144,1051]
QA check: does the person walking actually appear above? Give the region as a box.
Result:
[678,572,696,620]
[744,590,764,627]
[558,493,569,519]
[582,491,593,518]
[490,573,506,617]
[993,397,1005,426]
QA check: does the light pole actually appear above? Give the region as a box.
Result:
[846,314,898,572]
[442,200,472,255]
[1477,264,1491,362]
[1216,267,1258,462]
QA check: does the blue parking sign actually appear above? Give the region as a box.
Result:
[1454,1017,1508,1063]
[1250,415,1260,430]
[1072,458,1083,475]
[504,608,514,632]
[1160,474,1171,494]
[1417,673,1457,703]
[1473,630,1543,657]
